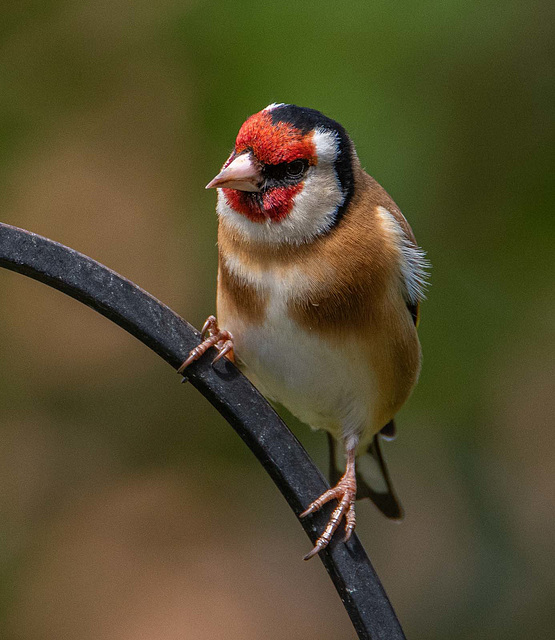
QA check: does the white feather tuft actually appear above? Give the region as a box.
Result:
[376,206,430,305]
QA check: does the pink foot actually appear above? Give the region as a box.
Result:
[177,315,234,374]
[300,450,357,560]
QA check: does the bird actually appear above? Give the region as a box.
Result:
[179,103,429,560]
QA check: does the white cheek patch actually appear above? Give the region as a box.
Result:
[313,127,340,163]
[376,206,430,305]
[216,128,345,246]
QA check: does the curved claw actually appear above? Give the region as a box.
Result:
[201,315,217,339]
[177,350,199,374]
[212,339,234,364]
[303,539,328,561]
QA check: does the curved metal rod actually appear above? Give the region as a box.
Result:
[0,222,406,640]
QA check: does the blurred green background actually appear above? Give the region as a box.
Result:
[1,1,553,638]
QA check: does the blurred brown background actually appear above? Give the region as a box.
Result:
[1,1,553,638]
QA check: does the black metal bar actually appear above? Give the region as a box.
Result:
[0,222,406,640]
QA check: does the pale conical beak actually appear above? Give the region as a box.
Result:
[205,152,262,192]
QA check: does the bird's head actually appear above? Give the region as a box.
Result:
[207,104,356,245]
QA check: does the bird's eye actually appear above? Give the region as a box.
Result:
[286,160,307,178]
[263,159,308,187]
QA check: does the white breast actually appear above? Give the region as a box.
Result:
[218,254,378,445]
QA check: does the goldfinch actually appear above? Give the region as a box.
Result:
[179,104,429,560]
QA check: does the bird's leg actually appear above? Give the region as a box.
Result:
[300,444,357,560]
[177,315,234,374]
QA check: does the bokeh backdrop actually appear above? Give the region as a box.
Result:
[1,1,553,638]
